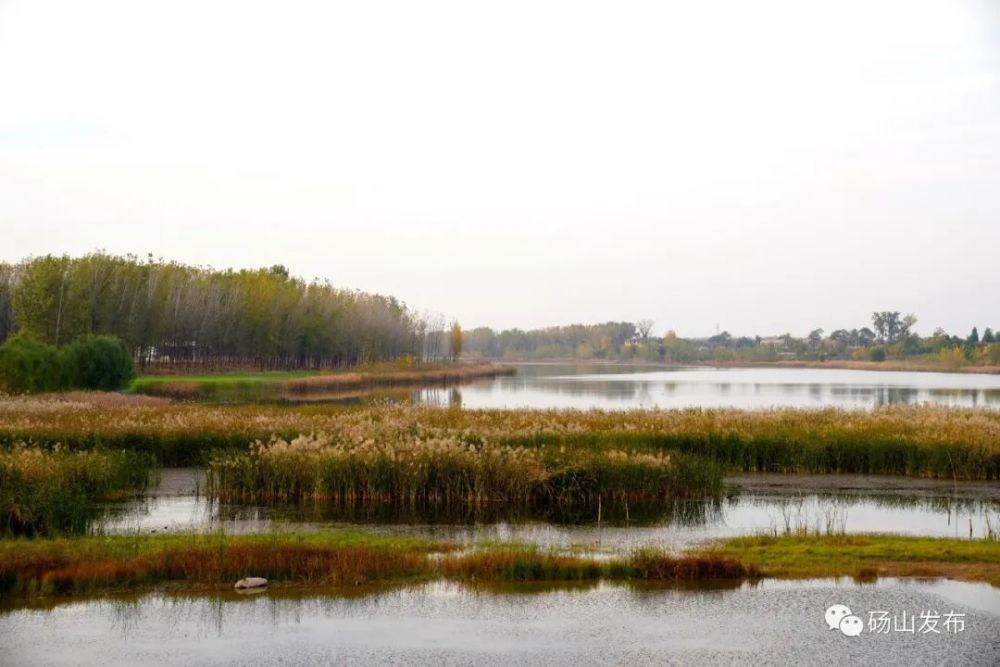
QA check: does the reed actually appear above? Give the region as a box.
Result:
[207,432,723,508]
[1,399,997,477]
[0,446,151,536]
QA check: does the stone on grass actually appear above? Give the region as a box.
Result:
[234,577,268,590]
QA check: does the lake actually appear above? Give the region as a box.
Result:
[408,364,1000,410]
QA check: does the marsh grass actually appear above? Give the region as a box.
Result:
[0,532,755,598]
[207,432,724,508]
[440,548,754,582]
[0,446,151,536]
[0,531,442,597]
[1,401,997,475]
[4,531,997,598]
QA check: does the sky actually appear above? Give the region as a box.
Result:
[1,0,998,337]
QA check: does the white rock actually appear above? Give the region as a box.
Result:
[234,577,268,590]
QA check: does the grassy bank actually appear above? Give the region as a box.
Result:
[0,531,753,598]
[130,362,512,400]
[0,447,151,536]
[3,531,998,599]
[711,534,1000,585]
[1,400,996,477]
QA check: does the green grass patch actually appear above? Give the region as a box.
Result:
[705,534,1000,585]
[129,363,510,400]
[132,370,320,387]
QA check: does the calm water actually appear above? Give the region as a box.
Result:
[3,579,998,665]
[93,469,1000,548]
[409,364,1000,410]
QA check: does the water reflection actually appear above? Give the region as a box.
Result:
[93,469,1000,548]
[3,580,998,665]
[404,365,1000,410]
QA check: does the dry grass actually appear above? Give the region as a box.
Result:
[0,531,442,597]
[207,431,717,508]
[0,400,996,477]
[0,446,151,536]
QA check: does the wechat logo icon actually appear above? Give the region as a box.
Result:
[826,604,863,637]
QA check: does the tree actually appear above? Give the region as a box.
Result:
[967,327,980,345]
[983,328,995,344]
[808,328,824,348]
[636,319,655,340]
[872,312,916,345]
[2,253,427,370]
[857,327,876,347]
[449,322,463,361]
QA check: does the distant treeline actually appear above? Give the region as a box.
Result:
[464,322,638,360]
[0,253,449,370]
[464,313,1000,368]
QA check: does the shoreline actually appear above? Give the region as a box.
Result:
[484,358,1000,375]
[1,532,996,601]
[131,362,513,399]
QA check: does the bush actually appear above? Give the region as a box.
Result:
[61,335,134,390]
[0,334,133,393]
[869,347,887,362]
[0,334,62,393]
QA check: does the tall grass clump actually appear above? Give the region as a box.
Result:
[208,430,722,509]
[0,446,151,536]
[439,547,754,582]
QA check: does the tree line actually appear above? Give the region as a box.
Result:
[462,312,1000,367]
[0,253,447,370]
[464,322,637,360]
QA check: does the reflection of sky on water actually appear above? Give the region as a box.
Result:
[3,579,998,665]
[413,365,1000,410]
[94,469,1000,546]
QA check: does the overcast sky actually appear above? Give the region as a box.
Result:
[1,0,998,336]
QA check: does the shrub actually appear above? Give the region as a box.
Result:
[0,334,133,393]
[61,335,134,391]
[0,334,62,393]
[869,347,887,362]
